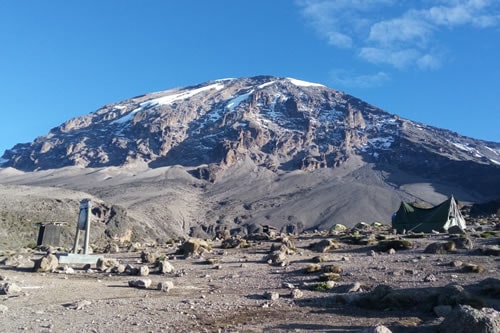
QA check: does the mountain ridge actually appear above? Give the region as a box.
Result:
[2,76,499,171]
[0,76,499,246]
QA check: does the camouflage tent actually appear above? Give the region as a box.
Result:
[392,196,466,233]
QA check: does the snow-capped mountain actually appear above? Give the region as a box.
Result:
[1,76,499,197]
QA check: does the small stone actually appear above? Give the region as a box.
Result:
[96,258,119,271]
[348,282,363,293]
[205,258,219,265]
[0,304,7,313]
[63,266,75,275]
[341,256,350,261]
[291,289,303,299]
[283,283,295,289]
[319,273,341,282]
[450,260,463,267]
[114,264,126,274]
[305,263,322,273]
[138,265,149,276]
[388,248,396,255]
[159,260,175,274]
[128,278,152,289]
[157,281,174,292]
[70,300,92,310]
[308,239,341,253]
[265,291,280,301]
[369,250,377,257]
[324,281,337,289]
[462,263,485,273]
[0,282,23,295]
[323,264,342,273]
[424,274,437,282]
[362,325,392,333]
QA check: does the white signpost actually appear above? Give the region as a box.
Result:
[73,199,92,254]
[58,199,102,265]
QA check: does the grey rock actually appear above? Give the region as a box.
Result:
[140,251,159,263]
[33,254,59,272]
[291,289,303,299]
[69,300,92,310]
[450,236,473,249]
[362,325,392,333]
[308,239,341,253]
[265,291,280,301]
[0,282,23,295]
[96,258,119,271]
[439,305,500,333]
[0,304,7,313]
[157,281,174,292]
[159,260,175,274]
[424,274,437,282]
[424,242,455,254]
[128,278,152,289]
[138,265,149,276]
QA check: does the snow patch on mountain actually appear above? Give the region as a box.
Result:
[286,78,325,88]
[258,81,276,89]
[152,82,224,106]
[485,146,500,155]
[226,91,253,111]
[111,82,225,125]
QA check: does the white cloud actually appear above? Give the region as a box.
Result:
[330,69,390,88]
[296,0,500,71]
[327,31,352,48]
[359,47,421,69]
[368,17,433,46]
[417,54,441,70]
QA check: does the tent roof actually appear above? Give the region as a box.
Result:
[392,196,466,233]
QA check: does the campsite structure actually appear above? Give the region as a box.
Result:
[392,196,467,233]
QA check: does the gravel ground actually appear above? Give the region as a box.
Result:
[0,232,499,333]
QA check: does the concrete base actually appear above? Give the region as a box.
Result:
[57,253,103,265]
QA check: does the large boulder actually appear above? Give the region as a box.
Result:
[33,254,59,272]
[158,260,175,274]
[439,305,500,333]
[96,257,119,271]
[179,238,211,257]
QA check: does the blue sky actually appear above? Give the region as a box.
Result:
[1,0,499,156]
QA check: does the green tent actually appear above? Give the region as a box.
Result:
[392,196,466,233]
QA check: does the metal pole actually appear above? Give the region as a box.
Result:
[72,227,80,254]
[83,200,91,254]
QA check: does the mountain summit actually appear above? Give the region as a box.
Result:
[2,76,499,196]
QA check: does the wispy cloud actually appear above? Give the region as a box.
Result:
[297,0,500,70]
[330,69,390,88]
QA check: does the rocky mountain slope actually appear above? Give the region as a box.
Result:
[0,76,499,246]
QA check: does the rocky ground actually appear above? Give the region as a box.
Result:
[0,221,499,333]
